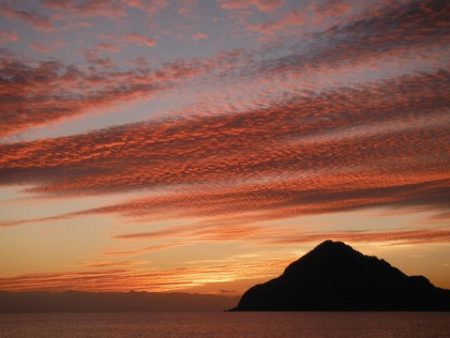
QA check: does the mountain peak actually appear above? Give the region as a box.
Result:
[232,240,450,311]
[282,239,367,278]
[311,240,356,254]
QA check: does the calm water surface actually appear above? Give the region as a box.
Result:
[0,312,449,338]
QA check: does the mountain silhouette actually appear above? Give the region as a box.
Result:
[232,240,450,311]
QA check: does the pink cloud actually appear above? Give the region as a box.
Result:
[42,0,125,18]
[123,33,157,47]
[0,49,222,138]
[122,0,168,16]
[177,0,198,18]
[82,49,114,68]
[220,0,283,12]
[0,30,18,44]
[96,42,120,52]
[29,42,51,52]
[0,3,52,31]
[247,10,304,35]
[191,32,209,40]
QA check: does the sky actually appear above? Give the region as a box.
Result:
[0,0,449,295]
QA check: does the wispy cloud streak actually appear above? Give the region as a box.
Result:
[0,255,291,292]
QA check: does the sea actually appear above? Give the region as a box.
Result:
[0,312,449,338]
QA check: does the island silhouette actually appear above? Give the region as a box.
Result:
[232,240,450,311]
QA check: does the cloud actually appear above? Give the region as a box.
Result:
[0,49,221,138]
[243,0,449,77]
[267,229,450,246]
[244,0,355,37]
[28,42,52,52]
[82,49,114,68]
[39,0,167,30]
[220,0,284,12]
[123,33,157,47]
[0,0,448,236]
[42,0,126,18]
[0,3,53,31]
[249,0,449,75]
[247,10,305,35]
[177,0,198,18]
[0,54,156,137]
[1,0,447,140]
[113,225,450,249]
[0,30,18,44]
[191,32,209,40]
[121,0,168,16]
[1,68,449,228]
[114,223,206,240]
[0,255,292,292]
[96,42,120,52]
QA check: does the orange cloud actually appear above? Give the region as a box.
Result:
[267,229,450,246]
[114,225,450,250]
[1,69,449,229]
[0,255,292,292]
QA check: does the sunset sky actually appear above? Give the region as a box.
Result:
[0,0,449,295]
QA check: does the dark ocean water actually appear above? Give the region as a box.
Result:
[0,312,449,338]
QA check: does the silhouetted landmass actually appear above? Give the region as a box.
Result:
[0,291,239,313]
[232,240,450,311]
